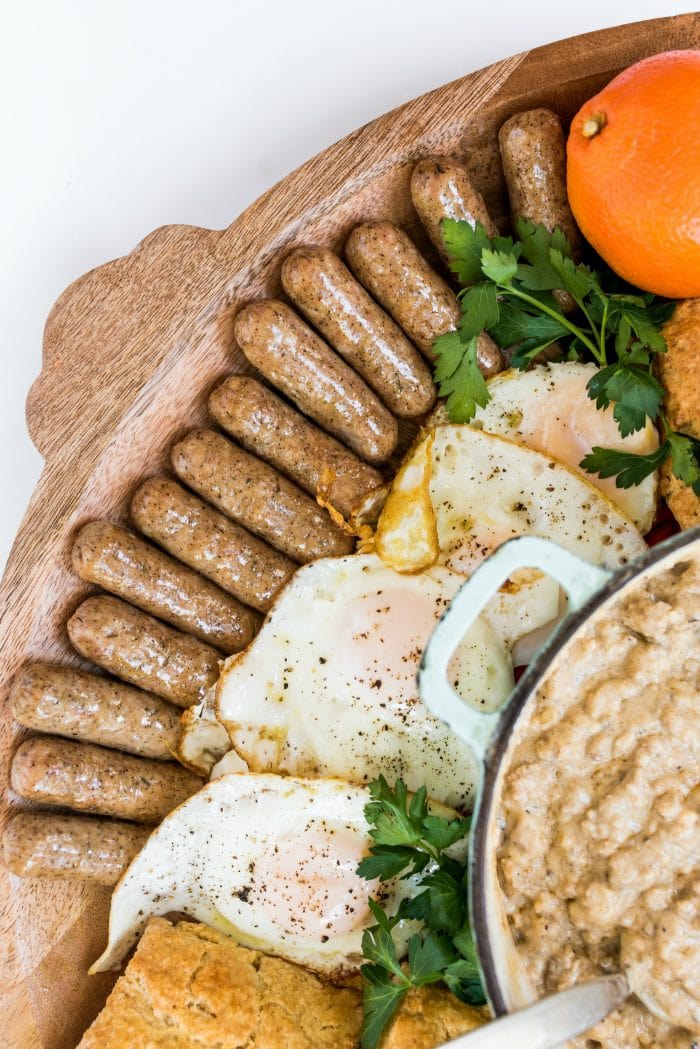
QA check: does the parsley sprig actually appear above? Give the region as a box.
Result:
[435,217,700,496]
[357,777,484,1049]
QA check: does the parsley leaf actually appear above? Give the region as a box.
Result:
[433,332,490,423]
[459,283,499,340]
[436,216,688,497]
[364,776,424,850]
[357,846,427,882]
[548,250,597,302]
[408,932,459,984]
[442,218,492,285]
[420,814,471,853]
[360,965,409,1049]
[580,443,669,489]
[611,300,671,353]
[358,779,481,1049]
[480,247,518,285]
[362,904,405,979]
[418,866,466,934]
[359,775,471,880]
[509,337,563,370]
[667,431,700,494]
[516,216,572,264]
[489,301,569,350]
[443,931,484,1005]
[586,363,665,437]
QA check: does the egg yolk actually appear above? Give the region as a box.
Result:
[255,822,377,939]
[338,586,439,700]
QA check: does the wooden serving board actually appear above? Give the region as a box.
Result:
[2,14,699,1049]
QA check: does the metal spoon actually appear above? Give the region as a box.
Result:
[441,963,699,1049]
[439,974,629,1049]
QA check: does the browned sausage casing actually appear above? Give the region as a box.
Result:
[9,663,180,759]
[499,109,581,251]
[410,157,498,263]
[345,221,503,376]
[131,477,294,613]
[171,429,353,563]
[72,520,256,654]
[10,737,203,822]
[67,595,220,707]
[281,247,435,418]
[499,109,581,313]
[208,376,384,520]
[2,811,151,884]
[234,300,399,463]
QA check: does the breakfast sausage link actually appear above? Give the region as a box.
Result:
[10,736,203,822]
[233,299,399,463]
[410,156,498,264]
[72,520,256,654]
[208,376,384,520]
[131,477,294,613]
[281,246,435,418]
[345,221,503,376]
[171,429,353,563]
[499,108,581,312]
[67,595,220,707]
[2,811,151,884]
[9,663,180,759]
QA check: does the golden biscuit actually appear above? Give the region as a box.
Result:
[77,918,362,1049]
[659,298,700,527]
[78,917,490,1048]
[383,983,488,1049]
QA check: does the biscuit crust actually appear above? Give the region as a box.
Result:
[659,298,700,527]
[78,918,489,1048]
[78,918,362,1049]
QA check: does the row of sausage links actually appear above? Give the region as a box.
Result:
[234,247,501,463]
[71,434,353,672]
[73,520,258,654]
[69,323,395,691]
[210,110,577,528]
[5,369,385,842]
[63,107,579,713]
[171,428,353,563]
[208,375,384,520]
[3,109,580,880]
[232,109,578,452]
[216,108,579,518]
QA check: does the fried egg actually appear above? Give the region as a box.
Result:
[176,688,232,776]
[216,554,556,811]
[471,363,659,532]
[375,425,647,576]
[91,775,466,975]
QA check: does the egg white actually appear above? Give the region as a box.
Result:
[91,775,465,976]
[472,363,659,532]
[375,425,647,577]
[216,554,529,811]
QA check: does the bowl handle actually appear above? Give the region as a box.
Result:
[418,536,610,762]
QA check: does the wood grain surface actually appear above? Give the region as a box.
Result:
[1,14,699,1049]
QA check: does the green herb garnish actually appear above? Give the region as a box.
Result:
[357,777,484,1049]
[435,217,700,496]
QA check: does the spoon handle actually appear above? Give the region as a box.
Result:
[441,975,629,1049]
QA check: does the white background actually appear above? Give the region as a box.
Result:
[1,0,695,572]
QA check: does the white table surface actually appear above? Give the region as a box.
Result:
[1,0,695,572]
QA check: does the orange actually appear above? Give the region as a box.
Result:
[566,49,700,299]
